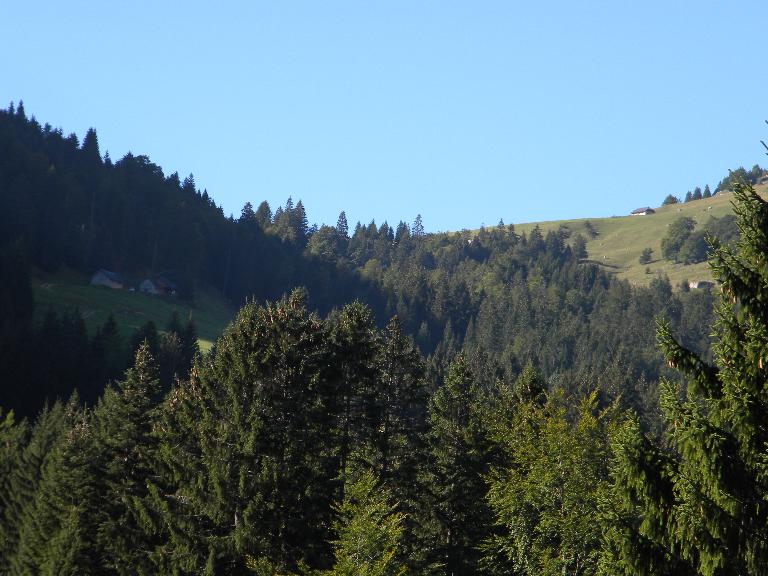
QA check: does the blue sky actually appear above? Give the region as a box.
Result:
[2,1,767,231]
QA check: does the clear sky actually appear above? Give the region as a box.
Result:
[2,1,767,232]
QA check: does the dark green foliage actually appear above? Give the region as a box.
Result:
[0,242,34,409]
[0,408,27,570]
[603,182,768,575]
[92,342,162,574]
[412,214,425,237]
[639,247,653,264]
[677,230,708,264]
[330,302,382,492]
[9,397,101,575]
[660,216,696,262]
[423,353,494,573]
[572,233,588,259]
[661,194,679,205]
[704,213,738,246]
[142,290,338,573]
[714,164,766,192]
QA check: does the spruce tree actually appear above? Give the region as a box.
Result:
[602,182,768,575]
[412,214,425,238]
[0,408,27,570]
[2,402,69,572]
[10,397,101,575]
[336,211,349,239]
[92,342,162,574]
[329,302,381,496]
[142,290,337,573]
[692,186,703,200]
[424,353,493,573]
[255,200,273,228]
[375,317,429,567]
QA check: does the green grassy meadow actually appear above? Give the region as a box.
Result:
[508,184,767,288]
[32,269,233,352]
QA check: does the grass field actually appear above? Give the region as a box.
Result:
[506,184,767,288]
[32,268,233,352]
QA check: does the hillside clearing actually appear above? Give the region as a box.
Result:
[507,184,767,288]
[32,268,233,352]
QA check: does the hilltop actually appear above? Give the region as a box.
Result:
[506,183,768,288]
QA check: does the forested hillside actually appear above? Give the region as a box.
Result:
[2,181,767,574]
[4,102,768,574]
[0,103,722,424]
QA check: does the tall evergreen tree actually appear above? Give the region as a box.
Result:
[142,290,337,573]
[424,353,493,573]
[0,408,27,570]
[692,186,703,200]
[412,214,425,238]
[602,181,768,575]
[375,317,429,567]
[255,200,273,228]
[93,342,162,574]
[329,302,381,496]
[336,211,349,239]
[10,397,100,576]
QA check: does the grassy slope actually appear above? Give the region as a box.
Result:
[507,184,767,288]
[32,268,233,352]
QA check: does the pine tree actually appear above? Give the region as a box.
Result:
[0,407,27,570]
[375,317,429,567]
[411,214,425,238]
[424,353,493,573]
[329,302,381,496]
[142,290,337,573]
[92,342,162,574]
[336,211,349,239]
[293,200,309,246]
[10,397,101,575]
[703,184,712,198]
[1,403,69,572]
[572,233,588,259]
[255,200,273,228]
[692,186,703,200]
[81,128,101,165]
[240,201,256,223]
[602,181,768,575]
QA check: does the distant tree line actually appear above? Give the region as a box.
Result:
[661,164,765,206]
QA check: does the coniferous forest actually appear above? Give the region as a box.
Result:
[2,104,768,574]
